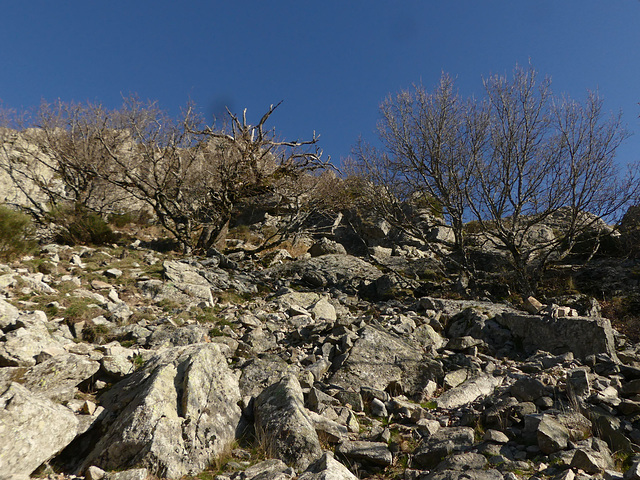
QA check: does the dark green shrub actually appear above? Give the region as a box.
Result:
[0,204,36,261]
[52,204,118,246]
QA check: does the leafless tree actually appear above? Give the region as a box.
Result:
[467,66,635,293]
[353,75,470,254]
[355,65,638,294]
[191,101,329,254]
[10,97,331,254]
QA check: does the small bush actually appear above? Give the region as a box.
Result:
[52,204,118,246]
[0,204,36,261]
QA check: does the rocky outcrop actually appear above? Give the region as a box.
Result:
[4,236,640,480]
[79,343,241,478]
[496,312,618,360]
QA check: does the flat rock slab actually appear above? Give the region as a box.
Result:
[496,313,617,360]
[336,440,393,466]
[330,325,442,398]
[436,374,502,410]
[0,382,79,477]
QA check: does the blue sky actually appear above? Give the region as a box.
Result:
[1,1,639,168]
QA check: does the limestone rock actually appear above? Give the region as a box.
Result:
[330,325,442,399]
[80,343,241,479]
[0,383,79,477]
[298,452,358,480]
[253,375,322,471]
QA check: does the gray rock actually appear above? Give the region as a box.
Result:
[309,238,347,257]
[104,268,123,279]
[145,324,209,349]
[370,397,388,417]
[85,465,106,480]
[242,459,291,480]
[0,298,19,330]
[424,470,504,480]
[239,354,299,398]
[570,448,612,474]
[413,323,446,351]
[307,410,349,443]
[510,376,548,402]
[496,312,618,360]
[254,375,322,470]
[104,469,148,480]
[537,415,570,454]
[413,427,475,468]
[0,383,79,478]
[298,452,358,480]
[567,369,591,398]
[162,260,214,305]
[80,343,241,478]
[330,325,442,399]
[106,301,133,323]
[436,452,488,471]
[0,312,68,367]
[101,354,135,378]
[3,353,100,402]
[484,429,509,443]
[336,440,393,466]
[436,374,502,410]
[443,369,468,389]
[310,298,337,322]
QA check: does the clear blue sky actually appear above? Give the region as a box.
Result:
[1,1,639,168]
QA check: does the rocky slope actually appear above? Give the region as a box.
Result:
[2,237,640,480]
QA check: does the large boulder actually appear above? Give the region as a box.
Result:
[496,312,618,360]
[253,375,322,471]
[79,343,241,479]
[329,325,442,399]
[0,383,79,478]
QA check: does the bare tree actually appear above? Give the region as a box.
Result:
[355,65,637,294]
[192,101,329,254]
[353,74,478,270]
[467,66,635,293]
[2,97,331,254]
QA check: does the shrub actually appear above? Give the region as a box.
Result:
[0,204,36,261]
[52,204,118,246]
